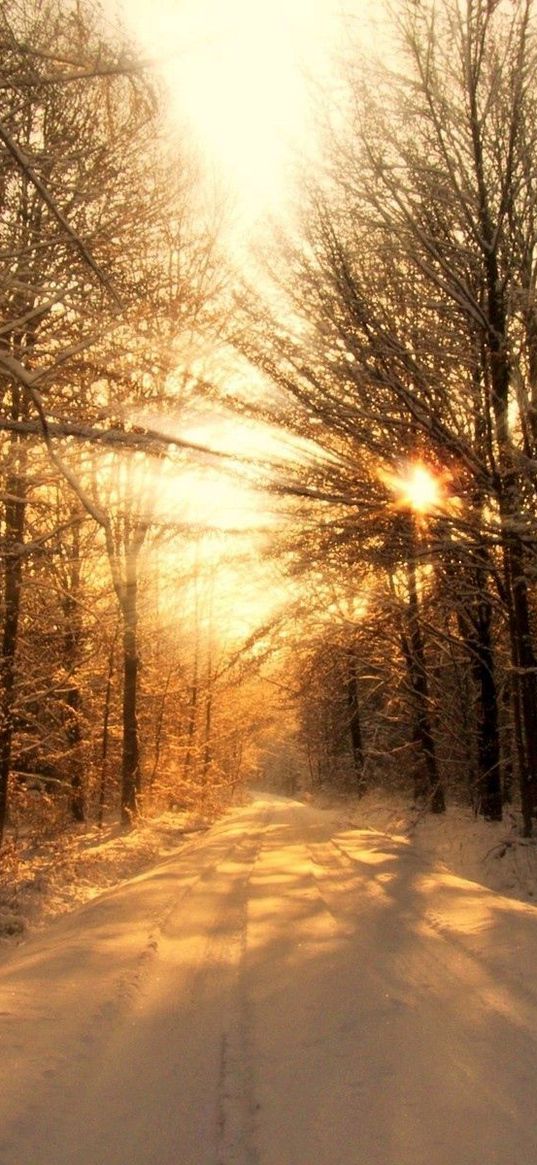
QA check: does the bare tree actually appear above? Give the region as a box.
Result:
[0,0,225,840]
[229,0,537,830]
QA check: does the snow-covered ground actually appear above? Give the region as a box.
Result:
[2,789,537,950]
[1,792,537,1165]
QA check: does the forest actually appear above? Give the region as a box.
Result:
[2,0,537,865]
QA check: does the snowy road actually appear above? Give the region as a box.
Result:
[2,794,537,1165]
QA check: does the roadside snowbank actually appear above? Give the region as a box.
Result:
[0,810,209,948]
[337,789,537,904]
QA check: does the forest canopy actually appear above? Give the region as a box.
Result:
[2,0,537,850]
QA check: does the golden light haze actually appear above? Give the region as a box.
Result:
[106,0,380,633]
[117,0,369,223]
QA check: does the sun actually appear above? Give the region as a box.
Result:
[394,463,443,513]
[380,461,447,516]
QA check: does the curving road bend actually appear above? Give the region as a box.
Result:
[2,794,537,1165]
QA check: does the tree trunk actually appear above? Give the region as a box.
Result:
[487,276,537,833]
[346,647,366,794]
[64,669,84,822]
[121,572,140,825]
[201,685,213,789]
[63,516,85,822]
[457,585,502,822]
[500,676,514,805]
[183,657,199,783]
[502,530,537,835]
[149,668,172,789]
[0,430,27,844]
[98,627,117,828]
[473,117,537,832]
[405,543,445,814]
[201,646,214,796]
[471,602,502,821]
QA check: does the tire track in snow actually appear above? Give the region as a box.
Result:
[214,821,269,1165]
